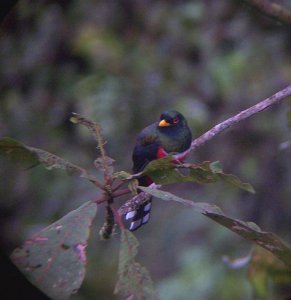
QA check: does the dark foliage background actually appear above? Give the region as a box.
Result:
[0,1,290,299]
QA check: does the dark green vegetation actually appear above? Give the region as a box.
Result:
[1,1,291,299]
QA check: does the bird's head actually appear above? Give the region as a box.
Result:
[158,110,187,129]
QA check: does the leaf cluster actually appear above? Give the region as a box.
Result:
[0,110,290,299]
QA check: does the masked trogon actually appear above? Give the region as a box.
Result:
[125,110,192,231]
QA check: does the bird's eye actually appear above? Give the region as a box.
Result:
[173,117,179,124]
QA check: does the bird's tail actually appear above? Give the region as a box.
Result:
[125,197,152,231]
[125,175,153,231]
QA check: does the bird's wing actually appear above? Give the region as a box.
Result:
[132,123,160,173]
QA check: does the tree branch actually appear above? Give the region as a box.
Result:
[243,0,291,24]
[124,86,291,183]
[190,85,291,151]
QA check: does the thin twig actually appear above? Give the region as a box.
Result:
[111,204,125,230]
[70,112,113,183]
[89,178,105,190]
[190,85,291,151]
[94,127,112,183]
[92,188,131,205]
[93,194,108,204]
[243,0,291,24]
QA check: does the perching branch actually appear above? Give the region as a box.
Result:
[190,85,291,151]
[123,85,291,210]
[243,0,291,24]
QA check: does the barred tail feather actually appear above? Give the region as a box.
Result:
[126,198,152,231]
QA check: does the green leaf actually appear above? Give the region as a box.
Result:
[248,246,291,299]
[216,170,255,194]
[140,187,291,268]
[209,161,223,173]
[141,159,255,193]
[0,137,39,167]
[194,161,255,193]
[141,156,174,174]
[139,158,186,185]
[29,146,85,176]
[139,186,223,215]
[112,171,133,180]
[10,201,97,300]
[0,137,98,182]
[114,229,157,300]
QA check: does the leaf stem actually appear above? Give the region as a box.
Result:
[111,204,125,230]
[112,180,126,192]
[113,188,131,198]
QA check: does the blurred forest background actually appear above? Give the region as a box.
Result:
[0,0,291,299]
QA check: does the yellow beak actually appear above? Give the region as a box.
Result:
[159,119,171,127]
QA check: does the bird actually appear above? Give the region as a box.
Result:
[125,110,192,231]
